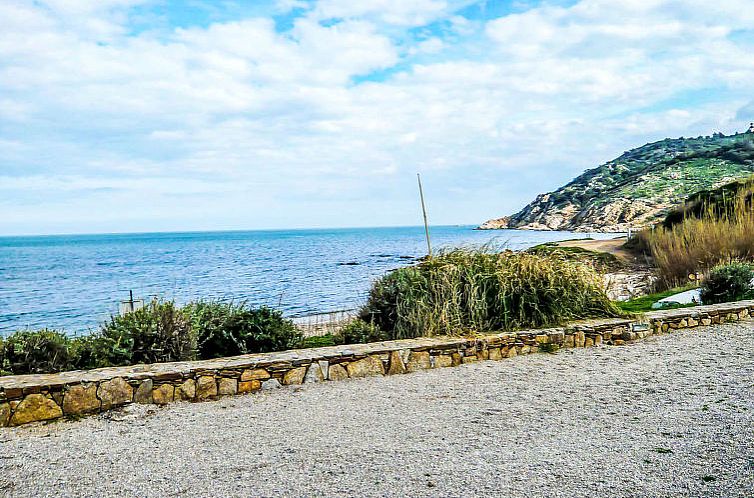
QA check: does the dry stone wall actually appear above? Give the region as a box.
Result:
[2,300,753,428]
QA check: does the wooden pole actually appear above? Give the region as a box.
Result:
[417,173,432,258]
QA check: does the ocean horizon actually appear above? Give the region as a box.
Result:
[0,225,621,335]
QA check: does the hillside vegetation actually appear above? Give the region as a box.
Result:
[480,128,754,232]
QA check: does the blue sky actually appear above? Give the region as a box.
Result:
[1,0,753,235]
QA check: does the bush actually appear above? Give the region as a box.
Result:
[700,261,754,304]
[186,302,302,359]
[0,329,71,375]
[98,299,196,366]
[335,319,389,345]
[359,249,621,338]
[0,301,307,376]
[67,334,120,371]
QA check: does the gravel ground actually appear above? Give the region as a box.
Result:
[1,323,753,498]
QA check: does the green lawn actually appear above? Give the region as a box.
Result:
[617,286,698,313]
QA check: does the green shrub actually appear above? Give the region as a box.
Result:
[186,302,302,359]
[360,249,621,338]
[0,329,71,375]
[335,319,389,345]
[98,299,196,366]
[300,334,337,349]
[67,334,121,371]
[700,261,754,304]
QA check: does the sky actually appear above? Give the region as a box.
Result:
[1,0,754,236]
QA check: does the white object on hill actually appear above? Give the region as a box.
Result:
[652,289,702,309]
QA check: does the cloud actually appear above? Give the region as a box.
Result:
[312,0,450,26]
[1,0,753,234]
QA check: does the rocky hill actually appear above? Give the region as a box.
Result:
[480,127,754,232]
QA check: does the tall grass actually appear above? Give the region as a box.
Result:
[360,249,621,338]
[642,182,754,288]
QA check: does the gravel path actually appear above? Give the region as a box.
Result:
[2,323,753,498]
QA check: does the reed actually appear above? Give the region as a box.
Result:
[360,248,621,338]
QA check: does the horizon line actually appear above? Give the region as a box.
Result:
[0,223,481,239]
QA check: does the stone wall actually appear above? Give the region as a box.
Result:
[2,300,753,428]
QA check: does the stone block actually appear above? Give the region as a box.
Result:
[406,351,431,372]
[462,355,478,364]
[535,334,550,344]
[283,367,307,385]
[196,376,218,400]
[304,363,325,383]
[594,334,603,345]
[563,334,575,348]
[98,378,133,410]
[134,379,153,404]
[584,337,594,348]
[488,347,502,361]
[0,403,10,427]
[575,331,586,348]
[175,379,196,401]
[318,361,329,380]
[434,355,453,368]
[261,379,282,390]
[63,383,100,415]
[239,380,261,393]
[701,318,712,326]
[505,347,517,358]
[152,384,175,405]
[218,378,237,396]
[10,394,62,426]
[328,363,349,381]
[387,351,406,375]
[241,369,270,381]
[346,356,384,378]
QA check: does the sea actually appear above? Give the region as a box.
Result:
[0,226,621,335]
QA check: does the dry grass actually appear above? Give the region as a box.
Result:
[642,182,754,288]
